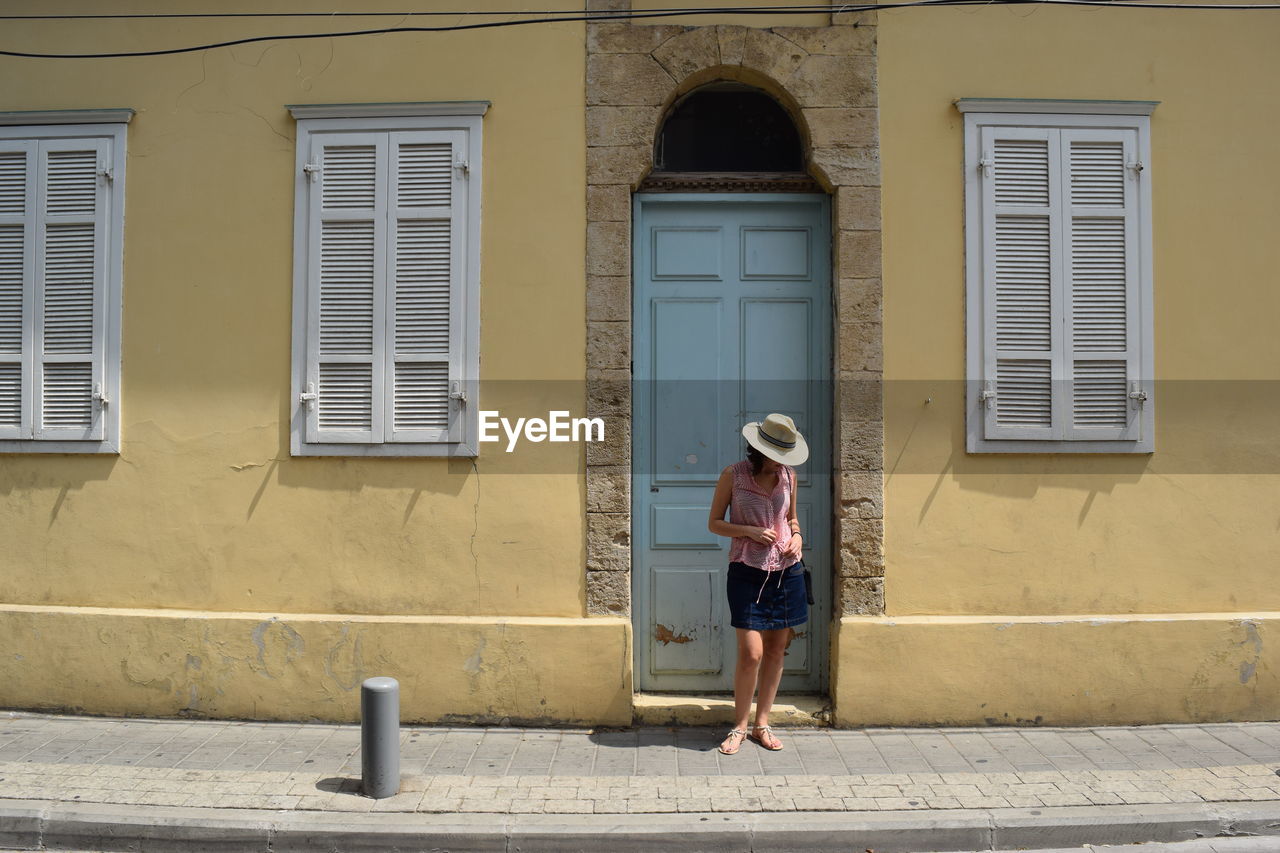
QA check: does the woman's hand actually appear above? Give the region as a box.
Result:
[745,527,777,545]
[782,532,802,560]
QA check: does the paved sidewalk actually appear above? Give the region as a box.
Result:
[33,840,1280,853]
[1,712,1279,851]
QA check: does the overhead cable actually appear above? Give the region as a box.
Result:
[1,1,1276,59]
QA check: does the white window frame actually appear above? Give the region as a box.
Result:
[0,112,131,455]
[959,99,1156,454]
[288,102,486,457]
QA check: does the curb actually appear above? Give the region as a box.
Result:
[3,798,1280,852]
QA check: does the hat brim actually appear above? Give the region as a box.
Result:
[741,422,809,466]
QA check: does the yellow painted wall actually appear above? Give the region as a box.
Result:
[878,4,1280,617]
[0,605,633,724]
[0,2,592,619]
[833,613,1279,727]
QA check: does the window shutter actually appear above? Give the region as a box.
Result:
[0,140,35,440]
[385,131,466,443]
[979,127,1065,440]
[1061,129,1142,441]
[293,114,480,455]
[304,132,388,443]
[33,138,109,441]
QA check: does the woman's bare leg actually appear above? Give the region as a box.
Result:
[752,628,790,729]
[720,628,763,752]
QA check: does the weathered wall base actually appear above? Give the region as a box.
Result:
[832,613,1278,726]
[0,607,633,726]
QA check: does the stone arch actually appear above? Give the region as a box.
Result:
[585,9,885,630]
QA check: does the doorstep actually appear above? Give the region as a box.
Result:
[632,692,830,727]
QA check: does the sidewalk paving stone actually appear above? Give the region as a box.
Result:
[0,712,1278,825]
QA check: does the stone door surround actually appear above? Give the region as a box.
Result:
[584,1,885,623]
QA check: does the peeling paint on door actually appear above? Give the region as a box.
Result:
[654,624,695,645]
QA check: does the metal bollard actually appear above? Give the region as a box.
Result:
[360,676,400,799]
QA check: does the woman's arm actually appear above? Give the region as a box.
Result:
[708,466,775,544]
[783,466,802,559]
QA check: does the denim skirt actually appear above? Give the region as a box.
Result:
[726,560,809,631]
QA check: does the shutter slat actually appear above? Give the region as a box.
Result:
[995,216,1051,351]
[1072,360,1128,427]
[0,225,22,353]
[394,219,451,354]
[397,144,452,208]
[1070,218,1127,352]
[318,363,373,430]
[44,150,97,216]
[41,362,92,428]
[995,359,1053,427]
[393,362,449,430]
[994,139,1050,206]
[1070,141,1126,207]
[321,146,377,209]
[0,362,19,427]
[319,221,375,355]
[42,224,95,354]
[0,152,26,216]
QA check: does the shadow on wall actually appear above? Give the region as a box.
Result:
[0,455,119,528]
[886,379,1280,481]
[882,379,1280,524]
[881,381,1148,525]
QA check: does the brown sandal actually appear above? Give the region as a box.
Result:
[718,728,748,755]
[749,724,784,751]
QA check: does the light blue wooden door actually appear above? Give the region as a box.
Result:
[632,194,832,693]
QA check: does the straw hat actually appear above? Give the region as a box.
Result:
[742,413,808,466]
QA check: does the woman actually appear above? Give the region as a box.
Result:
[707,412,809,755]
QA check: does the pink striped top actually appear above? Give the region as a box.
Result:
[727,459,799,572]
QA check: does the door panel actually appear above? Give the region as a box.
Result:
[650,566,722,674]
[741,227,811,279]
[652,298,725,485]
[652,504,720,549]
[652,227,724,280]
[633,194,832,693]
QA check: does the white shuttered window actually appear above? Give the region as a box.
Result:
[290,106,484,456]
[0,120,127,454]
[961,104,1155,453]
